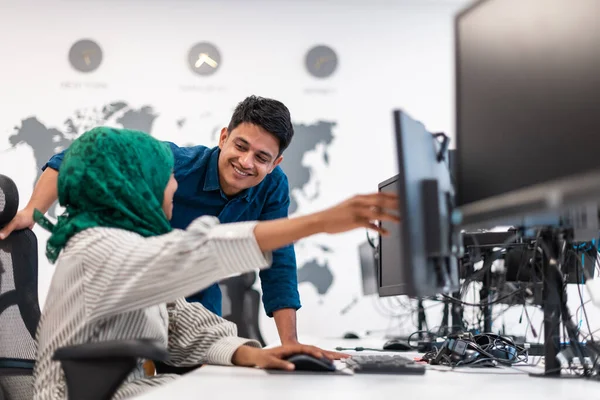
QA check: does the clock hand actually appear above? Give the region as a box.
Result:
[195,54,207,68]
[314,56,333,70]
[195,53,218,68]
[82,50,95,66]
[203,55,218,68]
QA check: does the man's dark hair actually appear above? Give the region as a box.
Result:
[227,95,294,155]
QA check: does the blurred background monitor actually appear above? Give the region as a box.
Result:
[455,0,600,229]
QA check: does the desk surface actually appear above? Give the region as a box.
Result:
[133,338,598,400]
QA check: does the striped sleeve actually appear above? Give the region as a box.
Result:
[78,216,272,322]
[165,298,261,367]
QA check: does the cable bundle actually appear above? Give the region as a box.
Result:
[422,332,528,368]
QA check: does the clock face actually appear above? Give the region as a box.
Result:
[187,42,221,76]
[69,39,103,73]
[305,45,338,78]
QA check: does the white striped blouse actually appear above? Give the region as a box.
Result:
[33,216,272,400]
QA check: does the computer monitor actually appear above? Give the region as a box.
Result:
[455,0,600,229]
[378,110,459,297]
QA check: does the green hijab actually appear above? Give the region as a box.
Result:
[34,126,174,263]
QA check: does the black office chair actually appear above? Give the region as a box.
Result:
[53,340,169,400]
[0,174,168,400]
[0,174,39,400]
[220,271,266,347]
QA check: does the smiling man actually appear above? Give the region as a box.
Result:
[0,96,343,367]
[167,96,301,335]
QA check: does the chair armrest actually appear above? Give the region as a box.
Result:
[53,339,169,362]
[53,339,169,400]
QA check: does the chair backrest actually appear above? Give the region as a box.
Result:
[0,175,40,400]
[219,271,266,347]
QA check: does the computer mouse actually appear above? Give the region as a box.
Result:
[382,339,413,351]
[343,332,360,339]
[284,354,336,372]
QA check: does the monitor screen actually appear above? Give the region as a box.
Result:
[455,0,600,208]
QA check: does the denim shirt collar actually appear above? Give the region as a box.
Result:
[202,146,259,203]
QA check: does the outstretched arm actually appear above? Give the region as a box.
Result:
[0,149,66,239]
[80,192,398,324]
[0,167,59,239]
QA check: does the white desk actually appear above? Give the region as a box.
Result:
[133,338,598,400]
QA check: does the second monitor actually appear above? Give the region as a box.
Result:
[378,110,459,298]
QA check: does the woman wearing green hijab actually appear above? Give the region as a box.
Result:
[33,127,399,400]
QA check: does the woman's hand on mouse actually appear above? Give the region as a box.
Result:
[232,344,338,370]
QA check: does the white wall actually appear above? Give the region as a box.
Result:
[7,0,593,347]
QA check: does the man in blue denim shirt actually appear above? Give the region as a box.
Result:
[0,96,342,360]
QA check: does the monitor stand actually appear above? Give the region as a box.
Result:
[528,229,591,378]
[440,293,464,336]
[417,299,427,339]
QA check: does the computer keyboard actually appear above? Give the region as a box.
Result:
[343,354,426,375]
